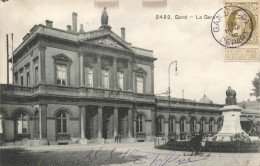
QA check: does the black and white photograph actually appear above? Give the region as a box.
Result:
[0,0,259,165]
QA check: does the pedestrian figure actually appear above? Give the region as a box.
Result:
[115,133,121,143]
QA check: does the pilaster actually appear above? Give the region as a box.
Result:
[113,107,118,137]
[79,52,85,86]
[39,104,47,139]
[128,108,133,138]
[38,44,46,84]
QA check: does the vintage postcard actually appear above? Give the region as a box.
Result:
[0,0,259,166]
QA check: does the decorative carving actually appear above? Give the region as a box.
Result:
[134,67,147,75]
[85,56,95,67]
[52,53,72,64]
[101,58,112,69]
[117,60,127,72]
[93,37,124,49]
[225,86,237,105]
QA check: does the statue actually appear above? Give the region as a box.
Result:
[225,86,237,105]
[101,7,108,25]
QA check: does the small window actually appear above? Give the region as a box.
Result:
[87,67,93,87]
[102,69,109,89]
[169,118,175,133]
[57,111,69,134]
[136,114,145,133]
[117,72,124,90]
[209,120,214,132]
[200,119,205,132]
[56,64,67,85]
[180,118,185,132]
[20,72,24,86]
[16,112,29,134]
[190,119,196,132]
[137,76,144,93]
[157,117,164,133]
[35,66,39,85]
[26,71,30,86]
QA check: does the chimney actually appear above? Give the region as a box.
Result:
[72,12,77,32]
[67,25,72,31]
[121,27,125,40]
[80,24,84,33]
[45,20,53,28]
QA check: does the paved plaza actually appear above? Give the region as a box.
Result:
[0,141,259,166]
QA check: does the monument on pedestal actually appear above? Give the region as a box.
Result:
[216,86,247,141]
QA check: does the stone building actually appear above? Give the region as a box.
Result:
[0,10,257,145]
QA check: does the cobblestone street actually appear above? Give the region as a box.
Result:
[0,142,259,166]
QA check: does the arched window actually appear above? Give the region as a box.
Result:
[16,112,29,134]
[218,119,223,131]
[136,114,145,133]
[209,119,214,133]
[0,114,3,134]
[180,118,185,132]
[169,118,175,133]
[199,119,205,132]
[190,118,196,133]
[157,117,164,134]
[57,111,69,134]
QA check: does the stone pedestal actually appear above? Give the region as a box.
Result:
[216,105,246,141]
[79,138,89,145]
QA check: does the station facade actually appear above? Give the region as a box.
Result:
[0,11,258,145]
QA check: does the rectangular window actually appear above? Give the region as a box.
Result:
[14,73,18,84]
[87,67,93,87]
[57,64,67,85]
[117,72,124,90]
[137,76,144,93]
[20,75,23,86]
[26,71,30,86]
[102,69,109,89]
[35,66,39,84]
[57,119,61,133]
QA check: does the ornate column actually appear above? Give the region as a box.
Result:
[39,104,47,139]
[80,105,86,138]
[97,106,103,139]
[38,44,46,84]
[113,107,118,137]
[128,108,133,138]
[79,52,85,86]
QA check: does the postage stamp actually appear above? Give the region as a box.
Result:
[223,1,259,62]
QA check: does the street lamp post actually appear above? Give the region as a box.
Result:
[168,61,177,138]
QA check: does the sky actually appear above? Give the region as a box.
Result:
[0,0,259,104]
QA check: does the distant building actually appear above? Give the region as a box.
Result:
[238,99,260,134]
[0,10,258,145]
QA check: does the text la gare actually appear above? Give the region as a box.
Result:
[175,15,212,19]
